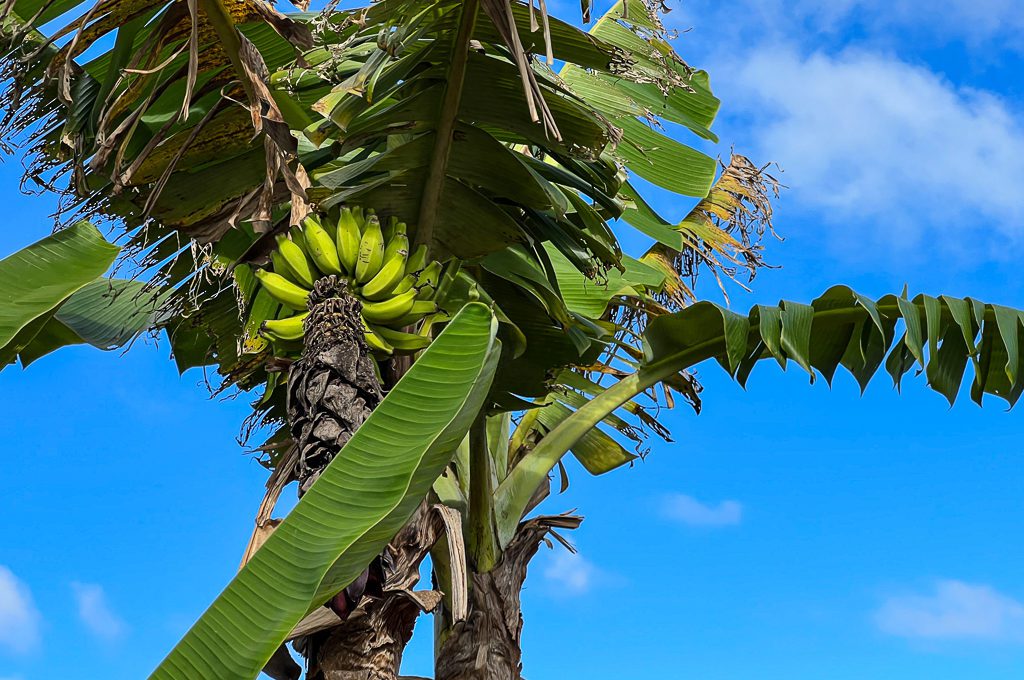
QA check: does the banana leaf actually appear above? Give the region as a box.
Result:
[0,222,119,367]
[494,286,1024,546]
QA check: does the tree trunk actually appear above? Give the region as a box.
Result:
[434,515,582,680]
[310,590,421,680]
[305,505,458,679]
[285,288,457,679]
[282,276,404,677]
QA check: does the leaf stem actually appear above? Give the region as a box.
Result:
[415,0,480,247]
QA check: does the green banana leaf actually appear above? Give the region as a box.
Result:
[543,242,665,317]
[17,278,171,366]
[151,302,499,680]
[0,222,119,367]
[494,286,1024,546]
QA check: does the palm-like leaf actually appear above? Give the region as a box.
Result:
[494,286,1024,545]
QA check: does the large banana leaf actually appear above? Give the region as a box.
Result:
[151,302,499,680]
[560,1,719,198]
[494,286,1024,545]
[294,0,622,267]
[16,278,172,366]
[0,221,118,367]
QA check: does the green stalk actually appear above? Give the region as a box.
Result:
[467,413,500,572]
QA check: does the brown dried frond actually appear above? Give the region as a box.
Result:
[643,153,782,308]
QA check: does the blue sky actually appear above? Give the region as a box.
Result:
[2,1,1024,678]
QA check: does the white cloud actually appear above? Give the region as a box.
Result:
[673,0,1024,50]
[0,566,41,654]
[661,494,742,527]
[717,45,1024,254]
[71,583,126,642]
[542,550,600,596]
[876,580,1024,641]
[794,0,1024,46]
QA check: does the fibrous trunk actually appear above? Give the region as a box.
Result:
[435,515,582,680]
[287,276,382,494]
[305,505,456,680]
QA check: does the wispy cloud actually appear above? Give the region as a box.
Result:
[661,494,742,527]
[0,566,41,654]
[876,580,1024,641]
[542,550,602,596]
[717,46,1024,255]
[71,582,126,642]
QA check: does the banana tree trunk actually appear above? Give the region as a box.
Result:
[434,515,582,680]
[287,277,383,494]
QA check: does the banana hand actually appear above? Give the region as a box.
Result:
[361,318,394,356]
[388,300,439,328]
[369,324,432,353]
[261,311,310,342]
[335,207,362,275]
[361,244,409,300]
[276,233,317,288]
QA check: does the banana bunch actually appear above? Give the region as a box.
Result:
[254,206,445,357]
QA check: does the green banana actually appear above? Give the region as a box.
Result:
[405,244,429,275]
[351,205,364,227]
[242,287,279,354]
[270,250,301,286]
[359,287,418,324]
[388,300,439,327]
[361,318,393,355]
[335,207,361,275]
[382,215,398,243]
[370,324,432,353]
[321,213,338,241]
[361,241,408,300]
[260,312,310,341]
[391,273,416,297]
[416,310,451,339]
[276,233,317,288]
[354,215,385,283]
[383,219,406,246]
[302,215,342,275]
[256,269,311,310]
[415,260,442,300]
[383,230,409,264]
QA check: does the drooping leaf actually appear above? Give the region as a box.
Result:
[17,278,170,365]
[495,287,1024,546]
[544,243,665,318]
[0,222,119,367]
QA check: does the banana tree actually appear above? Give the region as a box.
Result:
[1,1,1021,680]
